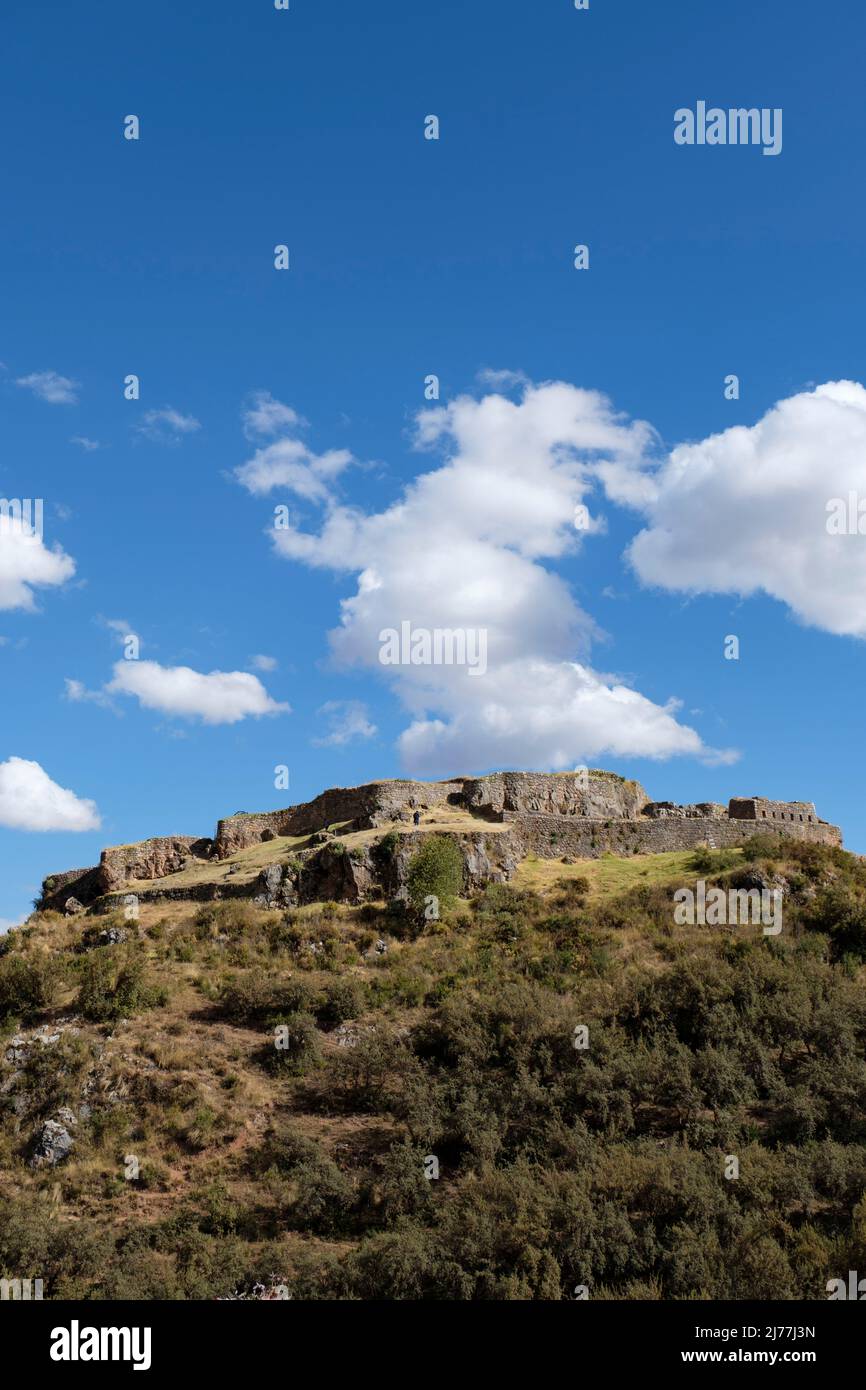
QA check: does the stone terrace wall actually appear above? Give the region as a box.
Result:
[509,813,842,859]
[461,771,648,821]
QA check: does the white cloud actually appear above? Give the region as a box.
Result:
[243,391,305,439]
[70,436,101,451]
[16,370,79,404]
[136,407,201,444]
[397,659,719,772]
[622,381,866,638]
[98,616,140,649]
[0,757,100,831]
[64,677,118,712]
[106,659,289,725]
[241,379,727,771]
[236,438,354,502]
[476,367,531,392]
[250,653,278,671]
[0,515,76,611]
[314,700,377,747]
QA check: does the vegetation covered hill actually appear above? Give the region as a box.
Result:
[2,835,866,1300]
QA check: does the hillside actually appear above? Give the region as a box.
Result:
[3,831,866,1300]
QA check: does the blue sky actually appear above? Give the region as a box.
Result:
[2,0,866,927]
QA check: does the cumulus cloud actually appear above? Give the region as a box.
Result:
[313,700,377,747]
[16,370,79,404]
[250,654,278,672]
[106,659,289,725]
[243,391,305,439]
[622,381,866,638]
[0,515,76,611]
[136,407,201,444]
[0,757,100,831]
[235,438,354,502]
[239,379,725,771]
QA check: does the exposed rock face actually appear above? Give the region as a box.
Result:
[378,830,521,904]
[253,863,300,910]
[644,802,727,820]
[300,844,377,905]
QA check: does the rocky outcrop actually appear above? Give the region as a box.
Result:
[38,771,844,913]
[29,1108,77,1168]
[377,829,521,904]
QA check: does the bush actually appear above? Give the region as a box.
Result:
[315,977,365,1027]
[740,835,786,862]
[0,951,62,1021]
[76,948,163,1022]
[194,901,259,939]
[406,836,464,922]
[265,1012,321,1074]
[220,969,281,1022]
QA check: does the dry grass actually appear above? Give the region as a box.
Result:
[513,847,733,899]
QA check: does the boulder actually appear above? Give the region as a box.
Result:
[30,1109,77,1168]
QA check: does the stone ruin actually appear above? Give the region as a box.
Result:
[37,770,842,913]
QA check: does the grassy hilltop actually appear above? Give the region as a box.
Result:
[2,835,866,1300]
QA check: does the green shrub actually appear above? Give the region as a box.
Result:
[265,1012,321,1074]
[0,951,62,1021]
[76,948,163,1022]
[194,900,259,939]
[315,976,365,1027]
[406,836,464,922]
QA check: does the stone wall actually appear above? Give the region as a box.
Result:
[460,770,648,821]
[98,836,213,892]
[214,779,462,857]
[40,866,102,913]
[508,812,842,859]
[729,797,821,826]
